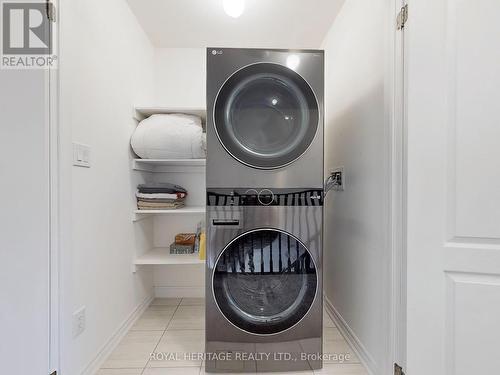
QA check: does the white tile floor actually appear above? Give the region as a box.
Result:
[99,298,367,375]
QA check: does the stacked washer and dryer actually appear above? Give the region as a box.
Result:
[205,48,324,373]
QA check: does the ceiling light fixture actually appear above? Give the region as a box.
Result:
[223,0,245,18]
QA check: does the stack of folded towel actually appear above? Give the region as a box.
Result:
[136,182,187,210]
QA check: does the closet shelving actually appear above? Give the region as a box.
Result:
[132,158,206,173]
[134,248,204,265]
[132,106,207,266]
[133,158,206,167]
[132,206,206,221]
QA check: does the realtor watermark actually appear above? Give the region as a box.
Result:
[1,0,58,69]
[150,352,352,363]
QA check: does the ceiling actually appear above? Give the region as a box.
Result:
[126,0,345,49]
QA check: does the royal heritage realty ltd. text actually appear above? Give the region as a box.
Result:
[150,352,352,362]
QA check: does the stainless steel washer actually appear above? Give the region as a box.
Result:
[205,188,323,372]
[206,48,324,188]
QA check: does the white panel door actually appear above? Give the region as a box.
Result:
[0,71,51,373]
[405,0,500,374]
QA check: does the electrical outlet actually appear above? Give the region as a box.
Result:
[331,167,345,191]
[73,306,86,338]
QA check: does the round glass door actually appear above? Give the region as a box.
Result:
[212,229,317,335]
[214,63,319,169]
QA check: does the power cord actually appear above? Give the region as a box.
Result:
[324,173,342,195]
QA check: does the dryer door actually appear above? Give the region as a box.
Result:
[212,229,317,335]
[214,63,319,169]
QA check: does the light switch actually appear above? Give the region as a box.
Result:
[73,142,91,168]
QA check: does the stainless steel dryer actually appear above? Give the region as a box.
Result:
[205,188,323,372]
[206,48,324,188]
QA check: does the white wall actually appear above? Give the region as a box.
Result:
[154,48,206,107]
[321,1,391,374]
[59,0,156,373]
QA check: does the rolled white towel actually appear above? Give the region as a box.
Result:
[131,114,205,159]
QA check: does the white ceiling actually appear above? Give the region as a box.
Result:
[126,0,345,49]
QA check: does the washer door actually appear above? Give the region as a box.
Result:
[212,229,317,335]
[214,63,319,169]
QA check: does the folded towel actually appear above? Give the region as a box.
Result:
[136,191,186,200]
[138,200,184,208]
[137,197,184,204]
[137,200,183,207]
[137,182,187,194]
[137,201,185,210]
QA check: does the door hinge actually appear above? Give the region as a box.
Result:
[46,1,56,22]
[396,4,408,30]
[394,363,405,375]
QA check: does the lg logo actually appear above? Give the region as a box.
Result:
[2,2,53,55]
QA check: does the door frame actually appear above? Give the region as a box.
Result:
[48,63,60,374]
[48,1,60,372]
[388,0,408,373]
[43,1,408,373]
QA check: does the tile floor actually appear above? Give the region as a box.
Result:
[98,298,367,375]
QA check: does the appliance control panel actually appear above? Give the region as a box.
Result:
[207,188,323,207]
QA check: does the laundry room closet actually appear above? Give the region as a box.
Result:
[130,49,208,298]
[54,1,397,374]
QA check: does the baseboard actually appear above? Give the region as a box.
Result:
[323,295,379,375]
[80,294,154,375]
[154,286,204,298]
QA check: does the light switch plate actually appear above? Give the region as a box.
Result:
[73,142,91,168]
[72,306,86,338]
